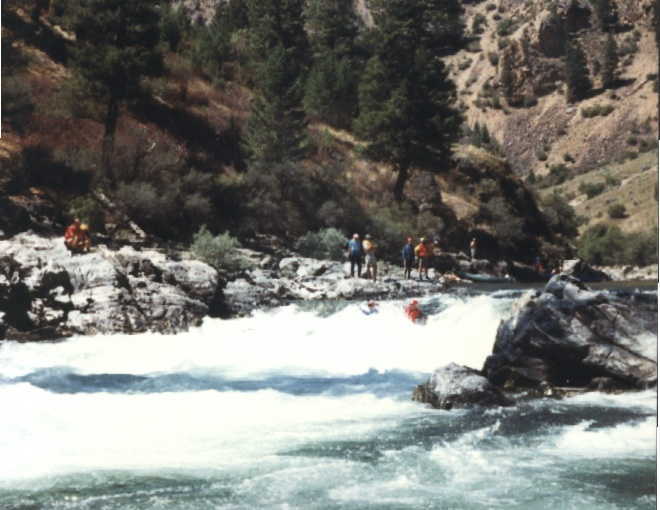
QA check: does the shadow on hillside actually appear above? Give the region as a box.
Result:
[131,97,245,171]
[2,9,69,64]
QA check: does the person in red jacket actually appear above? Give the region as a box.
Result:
[404,300,424,323]
[64,219,91,254]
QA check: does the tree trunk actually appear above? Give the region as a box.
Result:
[393,165,409,202]
[101,95,119,187]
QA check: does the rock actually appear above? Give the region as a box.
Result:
[561,259,610,282]
[0,233,224,340]
[413,363,514,410]
[483,276,657,391]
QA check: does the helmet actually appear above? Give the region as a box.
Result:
[80,223,89,231]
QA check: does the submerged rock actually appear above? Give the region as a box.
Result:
[413,363,514,410]
[483,274,657,392]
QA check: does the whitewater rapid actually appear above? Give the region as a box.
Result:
[0,291,656,509]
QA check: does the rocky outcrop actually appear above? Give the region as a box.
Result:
[482,274,657,391]
[222,255,449,316]
[413,363,514,410]
[0,233,225,340]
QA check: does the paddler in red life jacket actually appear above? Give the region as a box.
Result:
[404,299,424,322]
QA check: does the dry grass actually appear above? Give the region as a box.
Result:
[542,149,658,234]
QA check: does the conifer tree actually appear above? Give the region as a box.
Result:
[303,0,362,127]
[564,38,592,103]
[69,0,162,184]
[354,0,463,202]
[243,0,309,166]
[601,31,619,89]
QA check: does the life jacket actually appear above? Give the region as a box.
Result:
[65,224,80,242]
[348,239,362,256]
[405,303,423,322]
[415,243,429,258]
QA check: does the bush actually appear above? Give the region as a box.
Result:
[581,104,614,118]
[190,225,243,270]
[579,224,657,266]
[578,181,606,198]
[607,203,626,218]
[295,228,346,260]
[496,18,517,37]
[67,195,105,232]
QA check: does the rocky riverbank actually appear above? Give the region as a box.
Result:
[0,233,451,340]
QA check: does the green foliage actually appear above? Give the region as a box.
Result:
[578,181,606,198]
[160,3,189,52]
[496,18,517,37]
[68,0,163,181]
[540,191,578,239]
[303,0,361,128]
[578,224,657,266]
[67,195,105,232]
[601,32,619,89]
[536,164,573,188]
[354,0,463,201]
[581,104,614,117]
[479,196,527,256]
[607,203,626,219]
[463,122,503,155]
[243,0,309,166]
[191,225,244,271]
[472,13,487,35]
[294,228,346,260]
[565,38,592,103]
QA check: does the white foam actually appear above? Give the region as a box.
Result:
[0,295,506,380]
[0,382,422,480]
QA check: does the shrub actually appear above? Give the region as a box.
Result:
[496,18,517,37]
[488,52,499,66]
[581,104,614,118]
[607,203,626,218]
[578,223,626,265]
[579,224,657,266]
[295,228,346,260]
[578,181,606,198]
[67,195,105,232]
[190,225,243,270]
[536,148,548,161]
[604,175,620,187]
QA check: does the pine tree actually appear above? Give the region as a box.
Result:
[564,38,592,103]
[69,0,162,184]
[601,31,619,89]
[353,0,463,202]
[243,0,309,166]
[303,0,362,128]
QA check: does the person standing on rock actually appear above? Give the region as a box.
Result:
[346,233,363,278]
[362,234,377,281]
[414,237,431,281]
[470,237,478,261]
[401,237,415,279]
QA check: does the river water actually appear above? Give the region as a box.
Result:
[0,289,656,509]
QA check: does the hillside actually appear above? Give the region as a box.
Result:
[1,0,657,269]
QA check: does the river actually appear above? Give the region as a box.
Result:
[0,289,656,509]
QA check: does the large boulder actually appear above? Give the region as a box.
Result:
[0,233,225,340]
[413,363,514,410]
[483,274,657,391]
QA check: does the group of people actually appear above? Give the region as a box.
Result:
[346,233,379,280]
[64,218,91,254]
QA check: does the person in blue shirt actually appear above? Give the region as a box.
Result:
[346,233,363,278]
[401,237,415,279]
